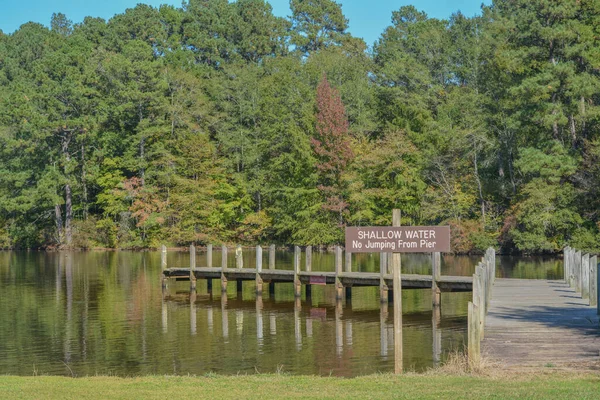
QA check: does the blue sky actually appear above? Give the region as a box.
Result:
[0,0,491,46]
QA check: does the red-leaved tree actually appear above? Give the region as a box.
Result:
[311,74,353,225]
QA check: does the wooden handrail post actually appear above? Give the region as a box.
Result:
[161,245,167,270]
[380,252,388,302]
[589,255,597,308]
[305,246,312,298]
[294,246,301,297]
[392,209,402,374]
[345,249,352,301]
[335,246,343,300]
[432,252,441,308]
[221,245,228,293]
[207,244,213,268]
[190,244,196,291]
[256,245,263,295]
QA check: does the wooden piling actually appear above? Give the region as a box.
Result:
[236,245,243,269]
[582,253,590,300]
[335,246,343,300]
[392,209,402,374]
[206,244,212,268]
[432,304,442,367]
[563,247,570,284]
[294,246,301,298]
[269,245,275,269]
[380,252,388,302]
[380,301,389,358]
[468,301,480,365]
[161,245,167,270]
[432,252,441,308]
[256,245,263,295]
[590,255,597,308]
[335,299,343,357]
[190,244,196,291]
[473,270,484,339]
[268,244,275,296]
[221,245,228,292]
[568,248,575,287]
[305,246,312,298]
[345,249,352,301]
[575,251,582,293]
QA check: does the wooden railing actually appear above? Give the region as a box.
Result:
[467,247,496,364]
[564,247,599,312]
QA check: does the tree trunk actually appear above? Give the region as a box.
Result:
[65,182,72,246]
[473,143,485,226]
[55,203,63,245]
[139,136,145,187]
[61,130,73,247]
[569,114,576,147]
[81,141,88,220]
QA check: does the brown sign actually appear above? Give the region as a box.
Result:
[309,275,327,285]
[345,226,450,253]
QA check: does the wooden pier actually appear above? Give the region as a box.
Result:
[480,247,600,367]
[160,245,473,300]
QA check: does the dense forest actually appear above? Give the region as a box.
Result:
[0,0,599,253]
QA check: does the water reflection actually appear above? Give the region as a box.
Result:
[0,250,563,377]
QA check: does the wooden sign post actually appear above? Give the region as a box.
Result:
[345,212,451,374]
[392,209,402,374]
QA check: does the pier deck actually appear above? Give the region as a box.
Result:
[162,267,473,292]
[482,278,600,366]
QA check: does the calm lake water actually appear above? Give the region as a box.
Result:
[0,250,563,377]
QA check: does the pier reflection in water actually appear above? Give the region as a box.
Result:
[0,251,562,377]
[159,279,465,376]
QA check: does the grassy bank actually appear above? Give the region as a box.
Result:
[1,371,599,400]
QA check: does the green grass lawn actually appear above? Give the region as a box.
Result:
[1,372,599,400]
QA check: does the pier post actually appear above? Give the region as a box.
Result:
[161,298,168,333]
[161,245,167,270]
[221,296,229,339]
[589,255,597,308]
[256,296,264,346]
[221,245,228,293]
[190,292,197,335]
[207,244,213,267]
[392,209,403,374]
[473,270,483,340]
[575,251,582,293]
[305,246,312,298]
[569,248,575,287]
[432,303,442,367]
[335,246,343,300]
[380,301,389,358]
[236,244,243,269]
[295,297,302,351]
[564,247,570,284]
[269,244,275,296]
[256,245,263,295]
[380,252,388,302]
[345,249,352,301]
[235,245,243,293]
[468,302,480,365]
[161,245,168,290]
[582,253,590,300]
[432,252,441,308]
[190,244,197,292]
[294,246,301,298]
[335,299,343,357]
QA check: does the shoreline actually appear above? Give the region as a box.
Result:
[1,368,599,399]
